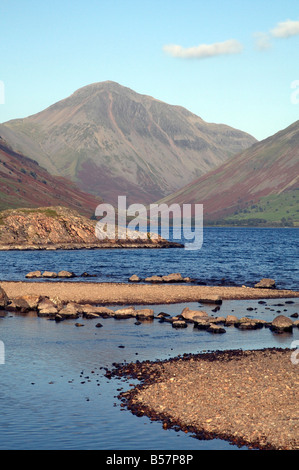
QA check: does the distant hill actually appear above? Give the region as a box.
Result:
[157,121,299,227]
[0,81,256,205]
[0,137,101,217]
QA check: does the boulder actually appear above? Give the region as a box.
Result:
[193,317,211,330]
[25,271,42,278]
[7,295,41,312]
[114,307,136,319]
[129,275,140,282]
[0,286,8,310]
[181,307,208,322]
[42,271,58,278]
[57,302,82,319]
[135,309,154,320]
[270,315,293,333]
[225,315,239,326]
[162,273,183,283]
[254,278,276,289]
[94,306,116,318]
[145,275,163,283]
[57,271,76,278]
[207,324,226,334]
[235,317,265,330]
[37,298,58,317]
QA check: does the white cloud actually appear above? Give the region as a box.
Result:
[254,32,272,51]
[163,39,243,59]
[270,19,299,38]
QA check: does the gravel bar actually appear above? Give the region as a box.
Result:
[109,348,299,450]
[1,281,299,305]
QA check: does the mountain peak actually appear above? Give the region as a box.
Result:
[0,82,257,205]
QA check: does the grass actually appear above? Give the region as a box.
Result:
[221,189,299,227]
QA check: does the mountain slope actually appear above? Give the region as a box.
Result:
[157,120,299,225]
[0,137,101,216]
[0,81,256,205]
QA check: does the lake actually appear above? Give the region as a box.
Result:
[0,227,298,450]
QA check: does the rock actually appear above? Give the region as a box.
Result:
[0,286,8,309]
[207,324,226,334]
[25,271,42,278]
[145,275,163,283]
[270,315,293,333]
[225,315,239,326]
[81,304,102,318]
[290,313,298,318]
[235,317,265,330]
[181,307,208,322]
[183,277,191,283]
[95,323,103,328]
[95,307,116,318]
[199,296,222,304]
[57,271,76,278]
[80,272,97,277]
[42,271,58,278]
[75,323,84,327]
[293,320,299,328]
[37,298,58,317]
[209,316,226,324]
[58,302,82,319]
[114,307,136,319]
[172,320,188,329]
[161,273,183,283]
[193,317,211,329]
[254,278,276,289]
[7,295,41,312]
[129,275,140,282]
[136,309,154,320]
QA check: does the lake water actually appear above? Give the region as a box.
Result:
[0,228,298,450]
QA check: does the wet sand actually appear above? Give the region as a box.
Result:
[110,348,299,450]
[1,281,299,305]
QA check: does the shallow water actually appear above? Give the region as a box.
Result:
[0,298,298,450]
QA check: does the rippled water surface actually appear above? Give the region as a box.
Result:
[0,228,298,450]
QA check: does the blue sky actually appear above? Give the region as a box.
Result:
[0,0,298,140]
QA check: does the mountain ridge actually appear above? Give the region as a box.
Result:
[0,81,257,205]
[156,120,299,226]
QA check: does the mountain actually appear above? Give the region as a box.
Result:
[156,120,299,226]
[0,137,101,216]
[0,81,256,205]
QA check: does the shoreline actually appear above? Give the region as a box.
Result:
[1,281,299,305]
[109,348,299,450]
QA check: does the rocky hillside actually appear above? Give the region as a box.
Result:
[0,81,256,205]
[157,120,299,226]
[0,137,101,217]
[0,206,181,249]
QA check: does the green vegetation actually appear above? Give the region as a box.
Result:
[207,189,299,227]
